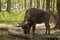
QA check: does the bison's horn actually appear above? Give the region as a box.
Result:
[17,21,29,27]
[16,22,23,27]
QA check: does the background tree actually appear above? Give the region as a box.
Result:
[53,0,55,12]
[54,0,60,29]
[18,0,20,9]
[34,0,35,8]
[42,0,45,9]
[0,0,1,11]
[46,0,50,10]
[14,0,16,9]
[0,0,57,13]
[24,0,26,9]
[6,0,11,12]
[30,0,32,8]
[37,0,40,8]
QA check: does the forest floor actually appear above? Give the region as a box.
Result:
[0,23,60,40]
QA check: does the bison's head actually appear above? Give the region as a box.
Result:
[17,21,30,34]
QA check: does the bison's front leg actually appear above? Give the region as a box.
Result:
[32,24,36,36]
[45,23,50,35]
[27,24,32,34]
[44,14,50,35]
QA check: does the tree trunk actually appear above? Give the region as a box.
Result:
[34,0,35,8]
[0,0,1,11]
[50,0,53,10]
[19,0,20,9]
[46,0,50,10]
[37,0,40,8]
[30,0,32,8]
[42,0,46,9]
[53,0,55,12]
[6,0,11,13]
[24,0,26,9]
[14,0,16,9]
[53,0,60,29]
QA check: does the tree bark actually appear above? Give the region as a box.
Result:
[53,0,55,12]
[19,0,20,9]
[34,0,35,8]
[42,0,45,9]
[24,0,26,9]
[30,0,32,8]
[37,0,40,8]
[6,0,11,13]
[0,0,1,11]
[46,0,50,10]
[14,0,16,9]
[54,0,60,29]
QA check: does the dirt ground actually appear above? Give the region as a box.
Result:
[0,23,60,40]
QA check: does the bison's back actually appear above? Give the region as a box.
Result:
[25,8,46,23]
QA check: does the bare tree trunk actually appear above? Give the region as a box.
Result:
[42,0,45,9]
[37,0,40,8]
[54,0,60,29]
[0,0,1,11]
[50,0,52,10]
[53,0,55,12]
[13,0,14,9]
[21,0,23,9]
[34,0,35,8]
[14,0,16,9]
[6,0,11,13]
[19,0,20,9]
[24,0,26,9]
[46,0,50,10]
[30,0,32,8]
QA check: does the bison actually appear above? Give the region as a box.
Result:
[18,8,57,36]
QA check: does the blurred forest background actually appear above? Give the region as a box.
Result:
[0,0,60,40]
[0,0,57,22]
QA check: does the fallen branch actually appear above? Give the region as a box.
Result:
[0,27,8,31]
[8,29,31,40]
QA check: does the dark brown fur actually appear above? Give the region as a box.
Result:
[19,8,57,35]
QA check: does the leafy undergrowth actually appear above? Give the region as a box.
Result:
[0,10,25,23]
